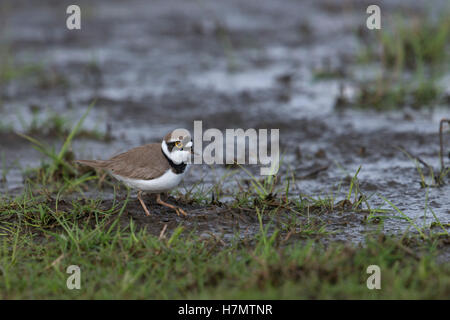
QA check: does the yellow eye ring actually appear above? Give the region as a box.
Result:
[175,141,182,148]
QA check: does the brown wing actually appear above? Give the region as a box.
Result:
[76,144,170,180]
[105,143,170,180]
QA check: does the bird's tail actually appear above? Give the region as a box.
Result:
[75,159,110,169]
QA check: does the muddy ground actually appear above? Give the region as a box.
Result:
[0,0,449,248]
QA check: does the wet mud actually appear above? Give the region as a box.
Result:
[0,0,449,245]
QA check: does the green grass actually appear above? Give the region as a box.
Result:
[0,159,447,299]
[0,195,448,299]
[1,112,448,299]
[18,102,114,187]
[379,16,449,71]
[0,44,70,90]
[349,13,449,110]
[397,145,450,188]
[313,64,346,81]
[358,14,450,71]
[0,48,43,85]
[352,79,442,110]
[15,105,111,141]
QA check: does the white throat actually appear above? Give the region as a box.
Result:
[161,140,190,165]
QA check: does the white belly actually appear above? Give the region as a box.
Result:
[111,169,185,193]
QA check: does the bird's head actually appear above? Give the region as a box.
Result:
[161,128,192,164]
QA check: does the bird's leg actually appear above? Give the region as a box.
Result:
[137,191,151,216]
[156,193,187,216]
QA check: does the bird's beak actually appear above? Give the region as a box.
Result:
[183,141,197,155]
[188,148,199,156]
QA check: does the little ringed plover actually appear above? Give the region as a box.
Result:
[76,128,192,216]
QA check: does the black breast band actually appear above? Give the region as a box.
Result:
[162,148,187,174]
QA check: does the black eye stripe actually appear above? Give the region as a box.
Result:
[167,142,176,152]
[167,141,186,152]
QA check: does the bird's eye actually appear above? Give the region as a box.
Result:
[175,141,182,148]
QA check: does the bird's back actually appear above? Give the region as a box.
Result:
[77,143,170,180]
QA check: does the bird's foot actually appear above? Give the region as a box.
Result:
[157,193,187,217]
[175,207,187,217]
